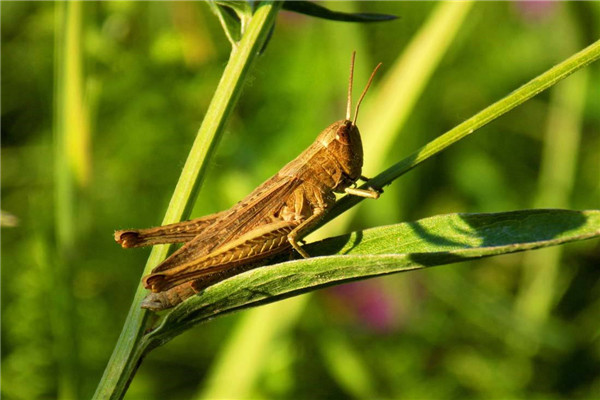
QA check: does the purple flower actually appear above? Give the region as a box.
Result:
[512,0,557,22]
[326,280,405,334]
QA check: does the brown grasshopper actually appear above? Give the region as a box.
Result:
[115,53,382,311]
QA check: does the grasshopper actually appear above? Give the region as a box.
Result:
[115,53,382,311]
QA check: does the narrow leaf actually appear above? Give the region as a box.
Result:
[143,209,600,347]
[322,39,600,226]
[208,1,243,44]
[283,1,397,23]
[215,0,253,18]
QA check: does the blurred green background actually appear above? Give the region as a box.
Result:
[2,1,599,399]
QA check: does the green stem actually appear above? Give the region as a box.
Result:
[53,2,86,398]
[323,38,600,226]
[92,3,282,399]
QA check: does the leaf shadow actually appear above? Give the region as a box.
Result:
[407,209,589,267]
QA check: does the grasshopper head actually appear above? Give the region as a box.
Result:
[322,53,381,190]
[318,119,364,186]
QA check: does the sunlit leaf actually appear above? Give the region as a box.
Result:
[144,209,600,346]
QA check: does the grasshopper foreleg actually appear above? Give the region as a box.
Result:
[344,186,381,199]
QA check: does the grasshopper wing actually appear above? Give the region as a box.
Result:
[144,220,298,292]
[143,175,303,291]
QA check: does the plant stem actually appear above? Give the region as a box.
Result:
[53,1,87,398]
[92,3,282,399]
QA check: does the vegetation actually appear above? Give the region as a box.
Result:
[2,2,599,399]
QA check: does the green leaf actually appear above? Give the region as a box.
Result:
[321,39,600,227]
[282,1,397,23]
[215,0,253,17]
[208,1,243,45]
[143,209,600,348]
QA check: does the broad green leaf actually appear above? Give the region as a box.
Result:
[143,209,600,348]
[283,1,397,23]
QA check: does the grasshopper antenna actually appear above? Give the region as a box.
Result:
[352,62,382,126]
[346,51,356,121]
